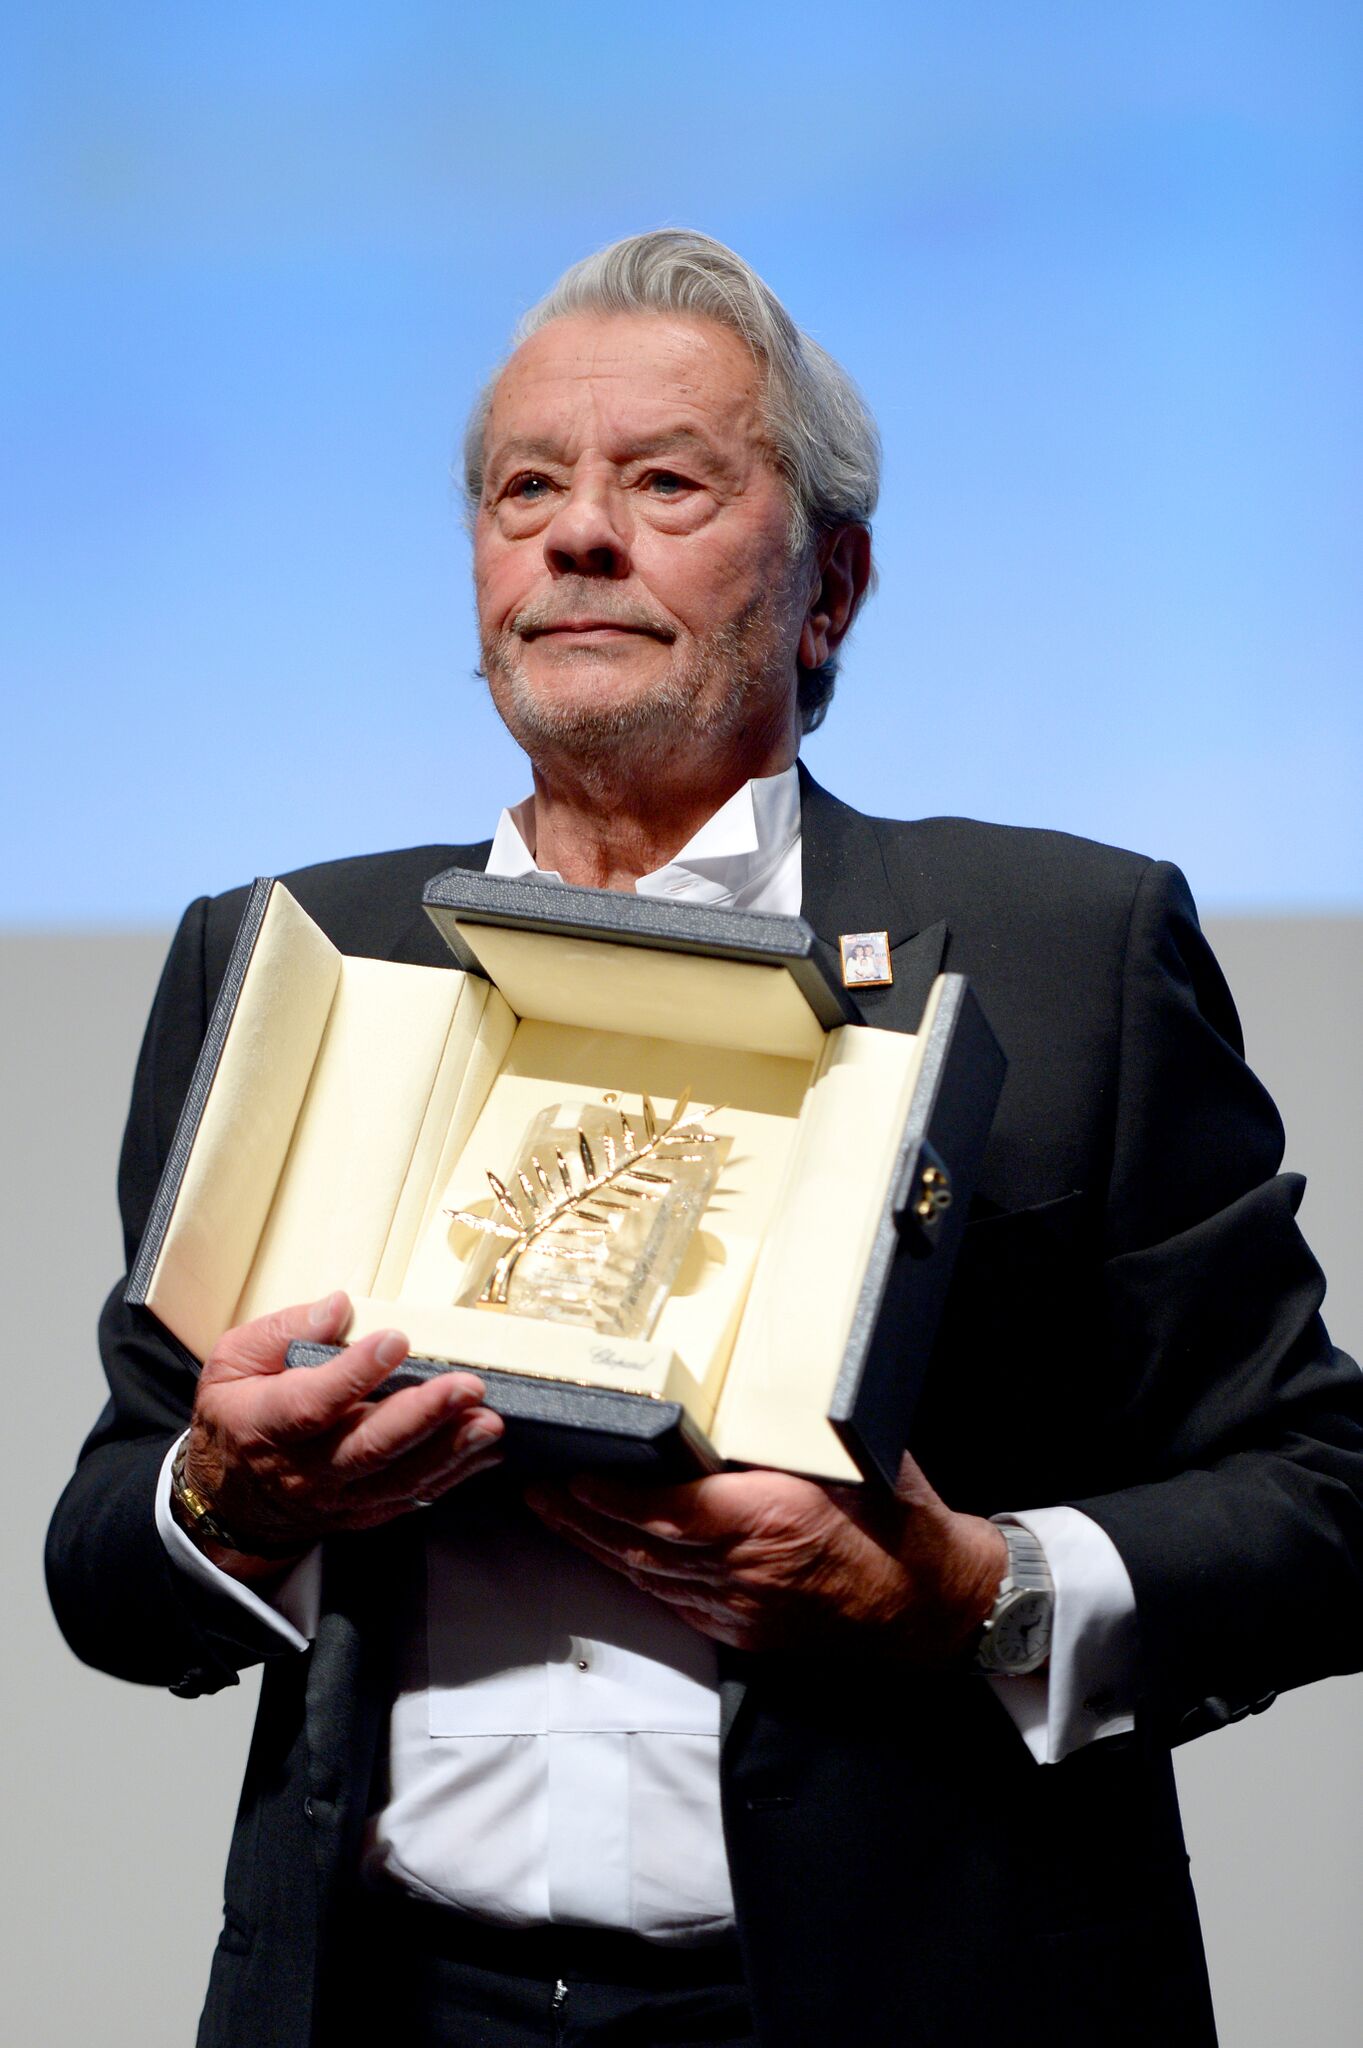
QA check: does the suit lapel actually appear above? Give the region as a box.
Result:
[386,840,494,966]
[798,765,947,1035]
[304,1528,411,1877]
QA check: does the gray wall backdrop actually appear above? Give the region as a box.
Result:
[4,916,1360,2046]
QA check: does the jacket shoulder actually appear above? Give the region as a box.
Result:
[200,841,490,972]
[871,813,1163,928]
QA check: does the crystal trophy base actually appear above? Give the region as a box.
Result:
[449,1094,728,1342]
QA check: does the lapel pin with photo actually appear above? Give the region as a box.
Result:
[839,930,894,989]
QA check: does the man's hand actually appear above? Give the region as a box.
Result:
[177,1291,503,1578]
[525,1454,1007,1666]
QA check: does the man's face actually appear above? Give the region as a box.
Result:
[473,311,809,765]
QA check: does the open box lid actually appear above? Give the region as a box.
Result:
[422,867,862,1054]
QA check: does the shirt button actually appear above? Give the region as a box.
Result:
[577,1657,589,1671]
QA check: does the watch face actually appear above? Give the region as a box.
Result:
[992,1590,1052,1670]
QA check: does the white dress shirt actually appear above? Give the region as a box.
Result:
[156,765,1137,1941]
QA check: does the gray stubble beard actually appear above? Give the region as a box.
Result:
[478,584,795,775]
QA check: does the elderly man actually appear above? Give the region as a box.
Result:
[48,232,1363,2048]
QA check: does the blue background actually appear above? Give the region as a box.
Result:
[4,2,1360,922]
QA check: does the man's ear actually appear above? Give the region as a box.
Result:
[797,525,873,672]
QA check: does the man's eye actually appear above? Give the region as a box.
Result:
[645,471,690,497]
[507,473,552,501]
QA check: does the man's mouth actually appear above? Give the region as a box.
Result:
[519,619,673,641]
[513,597,677,643]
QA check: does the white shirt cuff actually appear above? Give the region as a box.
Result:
[155,1434,321,1650]
[983,1505,1138,1764]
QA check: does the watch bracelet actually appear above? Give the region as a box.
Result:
[170,1439,298,1560]
[971,1521,1054,1676]
[991,1522,1053,1594]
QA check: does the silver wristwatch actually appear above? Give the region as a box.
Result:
[972,1522,1055,1676]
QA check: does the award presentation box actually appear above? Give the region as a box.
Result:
[128,870,1005,1485]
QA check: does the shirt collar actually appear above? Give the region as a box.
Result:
[485,765,801,911]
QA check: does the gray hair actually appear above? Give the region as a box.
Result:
[462,229,880,733]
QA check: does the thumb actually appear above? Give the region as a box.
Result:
[201,1291,352,1385]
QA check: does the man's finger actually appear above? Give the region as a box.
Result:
[329,1370,494,1477]
[369,1413,506,1509]
[528,1491,726,1582]
[556,1472,760,1544]
[201,1291,353,1385]
[531,1512,672,1584]
[265,1328,416,1441]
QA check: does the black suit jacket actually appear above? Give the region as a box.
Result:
[47,773,1363,2048]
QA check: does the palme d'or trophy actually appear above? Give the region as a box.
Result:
[448,1092,730,1343]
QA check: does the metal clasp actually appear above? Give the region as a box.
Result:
[914,1160,952,1225]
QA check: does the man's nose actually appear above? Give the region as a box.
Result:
[543,479,630,579]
